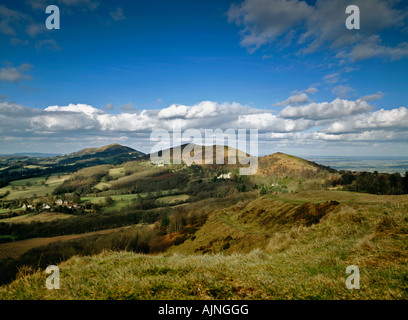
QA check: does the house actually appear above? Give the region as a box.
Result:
[217,172,232,179]
[43,204,51,210]
[55,199,63,206]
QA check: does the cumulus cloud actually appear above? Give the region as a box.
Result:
[360,91,384,102]
[45,103,103,117]
[227,0,408,61]
[158,101,255,120]
[280,98,372,120]
[332,85,355,99]
[103,103,114,111]
[274,92,309,106]
[235,113,314,132]
[324,107,408,134]
[227,0,312,53]
[305,87,318,94]
[1,98,407,155]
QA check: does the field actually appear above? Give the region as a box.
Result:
[0,173,70,200]
[156,194,190,204]
[1,212,74,224]
[81,189,186,212]
[0,225,141,260]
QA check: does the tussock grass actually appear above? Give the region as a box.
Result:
[1,190,408,300]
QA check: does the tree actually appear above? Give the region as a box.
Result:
[105,196,114,207]
[72,192,81,204]
[403,172,408,194]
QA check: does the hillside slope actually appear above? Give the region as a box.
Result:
[1,190,408,300]
[257,152,335,177]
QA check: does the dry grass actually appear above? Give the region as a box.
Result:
[1,190,408,300]
[0,226,137,260]
[1,212,74,224]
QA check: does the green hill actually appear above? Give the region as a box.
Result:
[1,190,408,300]
[257,152,335,177]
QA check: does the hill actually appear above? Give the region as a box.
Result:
[257,152,336,177]
[151,143,252,168]
[2,190,408,299]
[67,143,138,158]
[56,143,145,164]
[0,144,146,187]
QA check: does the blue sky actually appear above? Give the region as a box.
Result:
[1,0,408,156]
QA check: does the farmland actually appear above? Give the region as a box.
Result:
[0,224,144,260]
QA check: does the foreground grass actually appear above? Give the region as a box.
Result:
[1,190,407,300]
[1,247,407,300]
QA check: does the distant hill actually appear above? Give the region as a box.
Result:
[0,153,61,158]
[0,144,147,185]
[149,145,335,178]
[65,143,137,157]
[52,143,146,165]
[150,143,254,168]
[257,152,336,178]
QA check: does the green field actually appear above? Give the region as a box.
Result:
[108,167,126,179]
[80,191,188,213]
[156,194,190,204]
[0,174,70,200]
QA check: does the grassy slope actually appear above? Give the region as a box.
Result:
[0,173,70,201]
[0,225,140,260]
[1,190,408,300]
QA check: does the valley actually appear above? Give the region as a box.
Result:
[0,143,407,300]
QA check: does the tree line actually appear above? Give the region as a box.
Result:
[332,171,408,195]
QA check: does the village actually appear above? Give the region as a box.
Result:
[21,198,82,211]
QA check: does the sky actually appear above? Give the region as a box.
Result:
[1,0,408,157]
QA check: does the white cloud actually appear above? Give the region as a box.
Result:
[0,63,32,83]
[324,107,408,134]
[227,0,408,61]
[103,103,114,111]
[305,87,318,94]
[1,98,408,155]
[158,101,254,120]
[45,103,103,117]
[227,0,312,53]
[235,112,314,132]
[274,92,309,106]
[360,91,384,102]
[97,111,157,132]
[25,22,45,38]
[323,73,339,84]
[332,85,355,99]
[0,5,28,36]
[337,35,408,62]
[280,98,372,120]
